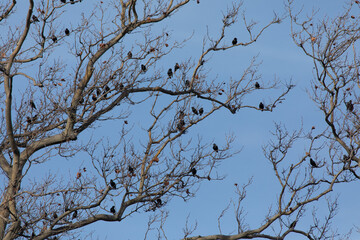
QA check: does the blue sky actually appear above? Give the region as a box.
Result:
[5,0,359,239]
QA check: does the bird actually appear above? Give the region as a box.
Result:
[70,0,75,4]
[177,119,185,131]
[118,83,124,90]
[213,143,219,152]
[127,51,132,58]
[96,88,101,96]
[110,206,115,214]
[61,0,66,3]
[65,28,70,36]
[53,212,58,219]
[26,116,32,124]
[174,63,180,72]
[32,15,40,22]
[310,158,318,168]
[185,80,190,88]
[259,102,264,110]
[110,179,116,189]
[92,94,97,101]
[156,198,162,207]
[104,85,110,92]
[128,166,134,174]
[232,37,237,45]
[346,100,354,112]
[51,36,58,43]
[190,168,197,176]
[167,68,173,78]
[191,107,198,115]
[255,82,260,89]
[29,100,36,109]
[199,107,204,116]
[289,220,297,229]
[79,98,84,104]
[72,210,78,219]
[141,64,147,72]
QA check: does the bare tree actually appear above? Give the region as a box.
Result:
[0,0,290,239]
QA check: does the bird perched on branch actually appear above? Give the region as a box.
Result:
[65,28,70,36]
[191,107,198,115]
[232,37,237,45]
[29,100,37,109]
[213,143,219,152]
[199,107,204,116]
[127,51,132,58]
[255,82,260,89]
[310,158,318,168]
[167,68,173,78]
[346,100,354,112]
[259,102,264,110]
[174,63,180,72]
[190,168,197,176]
[110,179,116,189]
[110,206,115,214]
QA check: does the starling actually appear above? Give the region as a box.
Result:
[177,119,185,131]
[255,82,260,89]
[32,15,40,22]
[52,36,58,43]
[61,0,66,3]
[127,51,132,58]
[92,94,97,101]
[185,80,190,88]
[53,212,58,219]
[65,28,70,36]
[346,100,354,112]
[232,37,237,45]
[259,102,264,110]
[110,179,116,189]
[26,116,32,124]
[118,83,124,90]
[110,206,115,214]
[70,0,75,4]
[174,63,180,72]
[72,210,78,219]
[190,168,197,176]
[104,85,110,92]
[213,143,219,152]
[289,220,297,229]
[199,107,204,116]
[167,68,173,78]
[96,88,101,96]
[128,166,134,174]
[141,64,146,72]
[310,158,318,168]
[179,110,185,119]
[30,100,36,109]
[191,107,198,115]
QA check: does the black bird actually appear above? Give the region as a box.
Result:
[110,206,115,214]
[259,102,264,110]
[61,0,66,3]
[310,158,318,168]
[191,107,198,115]
[199,107,204,116]
[156,198,162,207]
[92,94,97,101]
[185,80,190,88]
[30,100,36,109]
[232,37,237,45]
[104,85,110,92]
[118,83,124,90]
[174,63,180,72]
[346,100,354,112]
[190,168,197,176]
[255,82,260,89]
[52,36,58,43]
[96,88,101,96]
[177,119,185,131]
[179,110,185,119]
[128,166,134,174]
[110,179,116,189]
[53,212,58,219]
[289,220,297,229]
[213,143,219,152]
[70,0,75,4]
[141,64,146,72]
[65,28,70,36]
[127,51,132,58]
[26,116,32,124]
[32,15,40,22]
[72,210,78,219]
[167,68,173,78]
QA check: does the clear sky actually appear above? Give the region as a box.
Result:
[6,0,359,239]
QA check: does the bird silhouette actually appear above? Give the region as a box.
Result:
[72,210,78,219]
[110,206,115,214]
[174,63,180,72]
[32,15,40,22]
[96,88,101,96]
[255,82,260,89]
[199,107,204,116]
[156,198,162,207]
[259,102,264,110]
[61,0,66,3]
[52,36,58,43]
[289,220,297,229]
[232,37,237,45]
[110,179,116,189]
[185,80,190,88]
[213,143,219,152]
[310,158,318,168]
[190,168,197,176]
[65,28,70,36]
[53,212,58,219]
[70,0,75,4]
[346,100,354,112]
[127,51,132,58]
[191,107,198,115]
[167,68,173,78]
[141,64,147,72]
[128,166,134,174]
[30,100,36,109]
[92,94,97,101]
